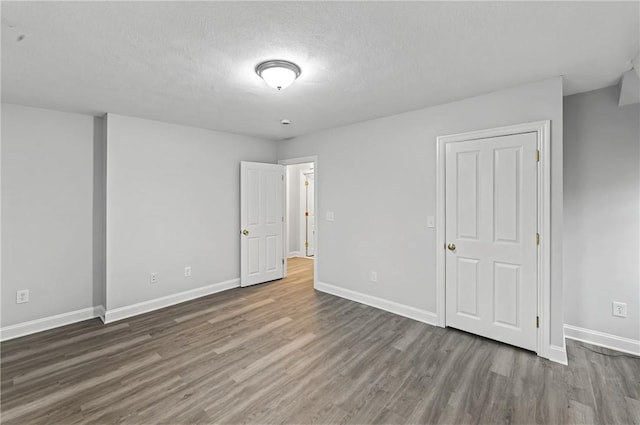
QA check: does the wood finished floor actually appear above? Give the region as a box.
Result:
[1,257,639,425]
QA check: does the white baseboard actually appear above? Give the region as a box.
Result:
[288,251,303,258]
[104,278,240,323]
[548,344,568,365]
[315,281,438,326]
[564,324,640,356]
[0,306,104,341]
[96,305,106,322]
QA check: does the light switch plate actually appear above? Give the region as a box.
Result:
[326,211,335,221]
[427,216,435,228]
[613,301,627,318]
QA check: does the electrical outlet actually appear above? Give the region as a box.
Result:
[150,272,158,284]
[612,302,627,318]
[16,289,29,304]
[370,271,377,282]
[184,266,192,277]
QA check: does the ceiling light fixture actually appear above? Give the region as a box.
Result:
[255,60,301,91]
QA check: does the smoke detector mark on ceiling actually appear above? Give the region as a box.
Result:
[16,34,25,42]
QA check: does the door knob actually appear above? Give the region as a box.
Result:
[242,229,249,236]
[447,243,456,251]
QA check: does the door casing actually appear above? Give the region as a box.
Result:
[278,156,318,286]
[436,121,551,360]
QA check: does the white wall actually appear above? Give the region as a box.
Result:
[105,114,277,311]
[286,162,313,256]
[94,116,107,309]
[277,77,566,347]
[564,86,640,341]
[1,104,96,326]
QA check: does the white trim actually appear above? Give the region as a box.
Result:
[278,156,317,166]
[104,278,239,323]
[278,156,319,288]
[435,121,553,360]
[0,306,104,341]
[315,281,438,326]
[288,251,303,258]
[564,324,640,356]
[548,344,568,365]
[96,305,106,322]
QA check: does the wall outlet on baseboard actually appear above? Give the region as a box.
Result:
[184,266,192,277]
[612,301,627,318]
[370,271,377,283]
[16,289,29,304]
[150,272,159,284]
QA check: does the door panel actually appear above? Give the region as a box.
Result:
[241,161,284,287]
[456,257,480,318]
[247,237,260,276]
[493,262,520,328]
[445,132,537,351]
[456,151,480,240]
[494,147,521,243]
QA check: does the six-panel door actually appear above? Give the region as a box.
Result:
[445,132,538,351]
[240,161,284,287]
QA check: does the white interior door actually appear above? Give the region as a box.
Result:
[445,132,538,351]
[305,173,315,256]
[240,161,284,287]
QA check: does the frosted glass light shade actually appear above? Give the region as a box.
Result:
[256,60,301,91]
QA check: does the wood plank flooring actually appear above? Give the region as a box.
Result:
[1,257,639,424]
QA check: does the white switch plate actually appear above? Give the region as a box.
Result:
[427,216,435,228]
[150,272,159,284]
[16,289,29,304]
[370,271,377,282]
[612,301,627,318]
[184,266,192,277]
[326,211,335,221]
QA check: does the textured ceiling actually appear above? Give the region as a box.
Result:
[2,1,638,140]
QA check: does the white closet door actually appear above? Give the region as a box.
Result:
[445,132,538,351]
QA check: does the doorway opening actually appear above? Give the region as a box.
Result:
[284,162,314,259]
[279,157,317,284]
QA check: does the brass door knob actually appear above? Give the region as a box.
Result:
[447,243,456,251]
[242,229,249,236]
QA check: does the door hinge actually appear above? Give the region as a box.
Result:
[536,316,540,328]
[282,175,284,181]
[536,150,540,162]
[536,233,540,245]
[282,258,284,265]
[305,180,309,186]
[305,211,309,217]
[305,242,309,248]
[282,216,284,222]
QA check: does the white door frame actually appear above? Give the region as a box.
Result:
[435,121,551,359]
[278,156,318,286]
